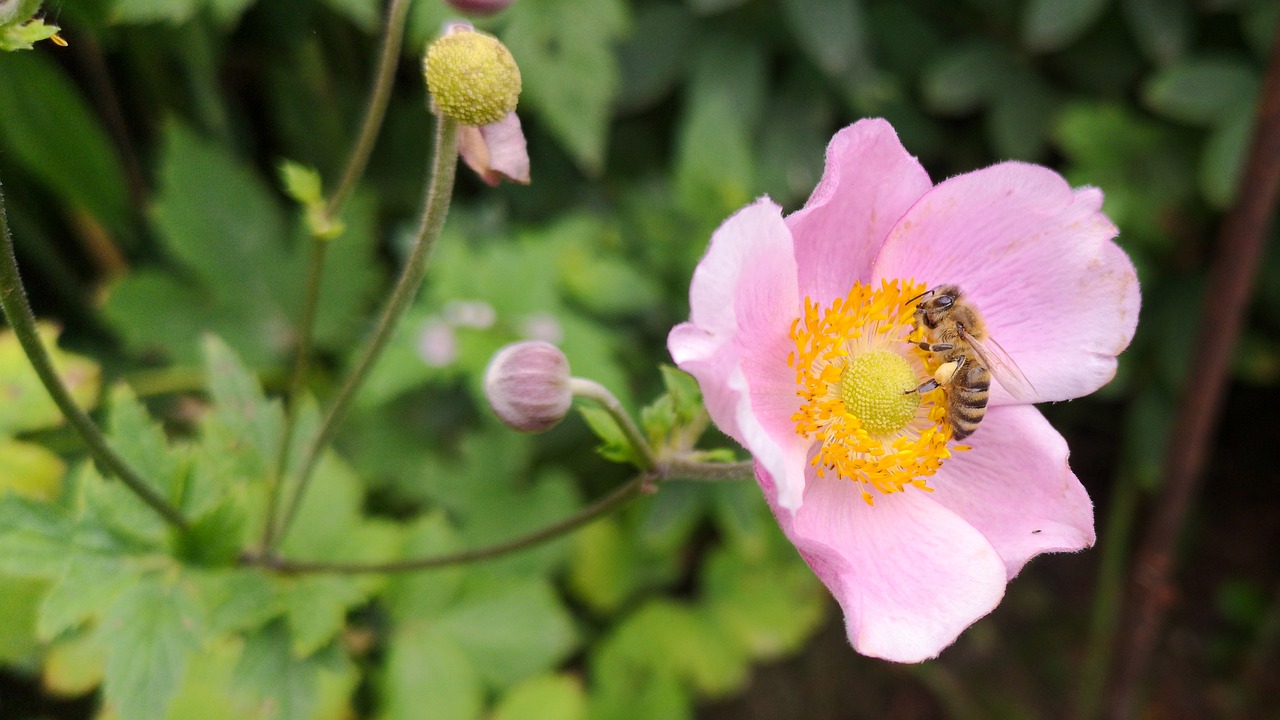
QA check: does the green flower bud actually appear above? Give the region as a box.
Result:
[424,29,521,126]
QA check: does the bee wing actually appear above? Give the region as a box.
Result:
[959,328,1037,402]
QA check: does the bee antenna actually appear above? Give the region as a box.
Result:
[906,287,934,306]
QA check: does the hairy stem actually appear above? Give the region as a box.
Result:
[1104,19,1280,719]
[272,115,460,548]
[325,0,413,219]
[570,377,659,471]
[257,473,649,574]
[0,183,188,530]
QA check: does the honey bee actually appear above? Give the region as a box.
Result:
[905,284,1035,440]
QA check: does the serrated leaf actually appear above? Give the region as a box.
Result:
[100,574,205,720]
[0,494,74,577]
[380,624,482,720]
[493,674,587,720]
[202,335,283,482]
[659,366,702,425]
[283,575,366,658]
[193,568,284,636]
[234,621,321,720]
[1022,0,1112,53]
[1142,58,1259,126]
[0,51,129,232]
[435,575,579,689]
[578,405,640,465]
[107,384,182,503]
[37,554,137,640]
[504,0,627,173]
[0,323,101,435]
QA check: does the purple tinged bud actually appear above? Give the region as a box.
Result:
[484,341,572,433]
[443,0,515,16]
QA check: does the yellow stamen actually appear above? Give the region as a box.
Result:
[789,279,954,504]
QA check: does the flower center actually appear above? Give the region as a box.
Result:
[789,279,954,505]
[839,350,920,435]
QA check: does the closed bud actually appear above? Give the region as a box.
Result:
[424,27,521,126]
[484,341,572,433]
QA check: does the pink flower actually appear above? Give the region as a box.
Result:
[668,119,1139,663]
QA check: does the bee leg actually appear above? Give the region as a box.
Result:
[906,378,940,395]
[913,341,954,353]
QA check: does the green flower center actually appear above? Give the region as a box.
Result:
[839,350,920,435]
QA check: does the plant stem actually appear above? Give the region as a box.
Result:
[1104,19,1280,719]
[261,237,329,551]
[257,473,649,574]
[262,0,413,550]
[325,0,413,220]
[661,458,755,481]
[0,183,189,530]
[272,115,460,548]
[570,377,659,471]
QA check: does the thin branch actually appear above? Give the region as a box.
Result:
[1104,19,1280,720]
[255,473,649,574]
[0,182,189,530]
[570,377,659,471]
[325,0,413,220]
[272,115,460,548]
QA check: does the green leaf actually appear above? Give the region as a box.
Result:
[320,0,380,32]
[0,323,101,435]
[0,51,129,232]
[492,674,587,720]
[986,76,1059,160]
[0,494,74,577]
[0,438,64,500]
[283,575,366,658]
[194,568,284,636]
[38,554,137,640]
[578,405,640,465]
[106,384,182,504]
[1142,58,1259,126]
[615,2,695,113]
[1022,0,1112,53]
[435,574,579,689]
[1201,107,1254,209]
[674,33,764,220]
[920,42,1011,115]
[781,0,872,80]
[567,517,649,615]
[0,576,46,663]
[202,334,284,483]
[1122,0,1191,65]
[100,574,205,720]
[380,624,482,720]
[504,0,628,173]
[703,542,826,659]
[279,160,324,206]
[110,0,202,24]
[233,621,323,720]
[384,513,466,623]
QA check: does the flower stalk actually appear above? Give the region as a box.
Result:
[0,182,189,530]
[271,114,460,549]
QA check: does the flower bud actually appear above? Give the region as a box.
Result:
[443,0,515,16]
[484,341,572,433]
[424,28,521,126]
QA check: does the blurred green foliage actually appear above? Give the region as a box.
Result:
[0,0,1277,718]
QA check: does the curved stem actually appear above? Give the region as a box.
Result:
[1104,18,1280,719]
[0,183,189,530]
[570,377,659,471]
[272,115,460,548]
[325,0,413,220]
[257,473,649,574]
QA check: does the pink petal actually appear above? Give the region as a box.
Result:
[669,199,810,510]
[925,405,1094,579]
[786,119,933,306]
[759,464,1006,662]
[871,164,1139,404]
[458,113,530,186]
